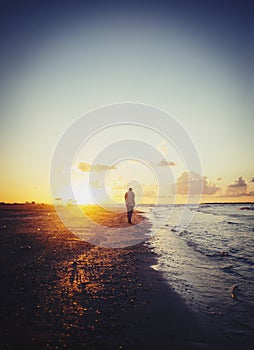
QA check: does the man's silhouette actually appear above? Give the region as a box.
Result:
[124,188,135,224]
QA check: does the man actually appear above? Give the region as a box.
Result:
[124,188,135,224]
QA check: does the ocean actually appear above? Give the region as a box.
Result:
[141,203,254,340]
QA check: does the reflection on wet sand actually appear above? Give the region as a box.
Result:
[0,204,154,349]
[66,205,145,227]
[61,245,139,299]
[54,243,151,348]
[55,205,150,248]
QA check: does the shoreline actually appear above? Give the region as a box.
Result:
[0,205,251,349]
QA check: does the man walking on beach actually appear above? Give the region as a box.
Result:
[124,188,135,224]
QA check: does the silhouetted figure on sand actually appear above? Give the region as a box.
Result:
[70,261,79,284]
[124,188,135,224]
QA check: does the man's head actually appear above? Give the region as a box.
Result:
[129,188,132,191]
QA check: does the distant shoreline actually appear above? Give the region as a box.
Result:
[1,201,254,206]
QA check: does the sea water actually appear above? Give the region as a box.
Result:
[141,203,254,340]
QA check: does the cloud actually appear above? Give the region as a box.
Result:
[227,176,247,188]
[78,162,90,172]
[110,177,125,191]
[111,181,158,199]
[77,162,116,173]
[90,180,103,188]
[250,178,254,183]
[225,176,248,197]
[157,140,169,156]
[143,184,158,198]
[157,159,176,167]
[91,164,116,172]
[176,172,219,195]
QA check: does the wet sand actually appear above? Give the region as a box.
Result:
[0,204,247,349]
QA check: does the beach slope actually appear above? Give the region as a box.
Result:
[0,204,236,349]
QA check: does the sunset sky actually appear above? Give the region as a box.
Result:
[1,0,253,204]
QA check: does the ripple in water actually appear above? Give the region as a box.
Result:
[143,204,254,340]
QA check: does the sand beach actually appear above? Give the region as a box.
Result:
[0,204,251,349]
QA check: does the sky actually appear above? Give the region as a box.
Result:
[0,0,253,204]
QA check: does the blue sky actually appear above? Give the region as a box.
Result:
[0,0,253,203]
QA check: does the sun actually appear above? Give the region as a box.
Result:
[72,181,96,205]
